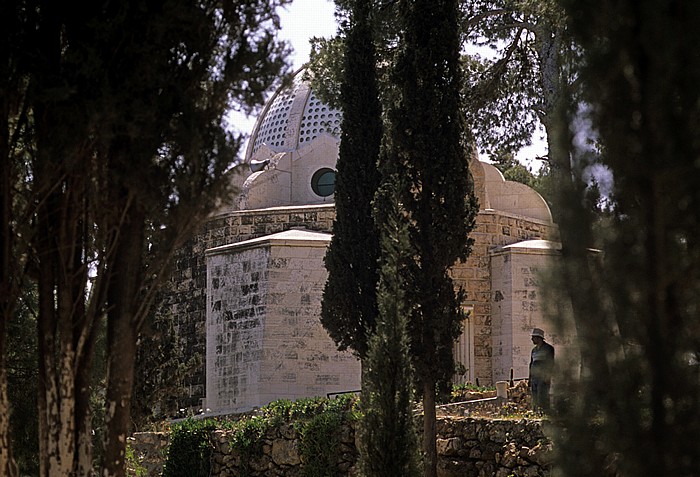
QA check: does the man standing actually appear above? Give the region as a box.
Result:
[529,327,555,413]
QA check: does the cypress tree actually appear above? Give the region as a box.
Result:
[384,0,478,475]
[550,1,700,476]
[321,0,383,359]
[358,178,420,477]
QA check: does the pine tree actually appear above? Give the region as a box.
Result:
[384,1,478,475]
[321,0,383,359]
[358,178,420,477]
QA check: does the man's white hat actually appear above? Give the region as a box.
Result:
[531,328,545,338]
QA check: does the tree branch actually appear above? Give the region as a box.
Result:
[463,9,511,29]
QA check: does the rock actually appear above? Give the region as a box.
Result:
[495,467,512,477]
[271,438,301,466]
[500,442,519,468]
[527,441,553,466]
[279,422,296,440]
[437,437,462,456]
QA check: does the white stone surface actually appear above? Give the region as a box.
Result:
[489,243,560,382]
[205,230,360,414]
[482,162,553,223]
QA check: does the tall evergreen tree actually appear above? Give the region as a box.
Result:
[549,1,700,476]
[1,1,291,475]
[321,0,383,359]
[358,178,420,477]
[384,1,478,475]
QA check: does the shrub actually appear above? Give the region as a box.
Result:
[162,418,217,477]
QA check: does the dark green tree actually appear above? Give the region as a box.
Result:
[548,1,700,476]
[0,0,32,473]
[6,282,38,476]
[384,1,478,475]
[2,1,291,475]
[321,0,383,359]
[358,178,420,477]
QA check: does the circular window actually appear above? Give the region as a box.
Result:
[311,168,336,197]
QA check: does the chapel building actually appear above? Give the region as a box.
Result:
[153,71,569,416]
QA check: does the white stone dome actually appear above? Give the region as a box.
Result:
[245,70,342,162]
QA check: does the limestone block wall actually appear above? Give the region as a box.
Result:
[490,242,560,382]
[143,205,337,416]
[258,242,360,406]
[130,416,553,477]
[450,211,558,385]
[205,230,360,413]
[206,246,269,412]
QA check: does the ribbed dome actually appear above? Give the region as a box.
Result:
[245,70,342,162]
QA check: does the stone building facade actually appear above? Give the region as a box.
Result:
[143,71,569,417]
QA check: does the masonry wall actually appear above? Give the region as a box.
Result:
[141,205,336,417]
[450,211,558,385]
[490,246,560,382]
[206,247,269,412]
[143,204,557,418]
[258,242,360,409]
[130,416,553,477]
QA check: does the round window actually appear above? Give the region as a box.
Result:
[311,168,336,197]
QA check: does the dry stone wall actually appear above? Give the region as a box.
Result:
[131,416,553,477]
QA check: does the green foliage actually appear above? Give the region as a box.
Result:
[162,418,218,477]
[160,396,355,477]
[382,2,479,475]
[252,396,354,476]
[228,415,269,476]
[548,1,700,476]
[385,0,477,393]
[452,383,495,394]
[359,179,420,477]
[125,443,147,477]
[321,0,383,360]
[298,411,344,477]
[461,0,571,156]
[6,281,38,475]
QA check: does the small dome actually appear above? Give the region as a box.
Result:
[245,70,342,162]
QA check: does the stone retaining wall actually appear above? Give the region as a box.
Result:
[130,416,552,477]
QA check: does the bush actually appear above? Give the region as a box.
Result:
[161,395,355,477]
[162,418,217,477]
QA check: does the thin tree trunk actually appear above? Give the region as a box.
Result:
[422,380,437,477]
[0,345,18,477]
[0,92,19,477]
[102,202,145,477]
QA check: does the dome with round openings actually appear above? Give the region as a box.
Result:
[245,70,342,162]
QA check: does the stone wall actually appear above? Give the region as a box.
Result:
[138,205,337,418]
[451,210,558,385]
[205,230,361,414]
[490,242,562,383]
[140,204,558,418]
[130,416,553,477]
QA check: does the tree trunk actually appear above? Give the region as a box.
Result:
[102,201,145,477]
[0,93,19,477]
[0,348,18,477]
[422,380,437,477]
[103,316,137,477]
